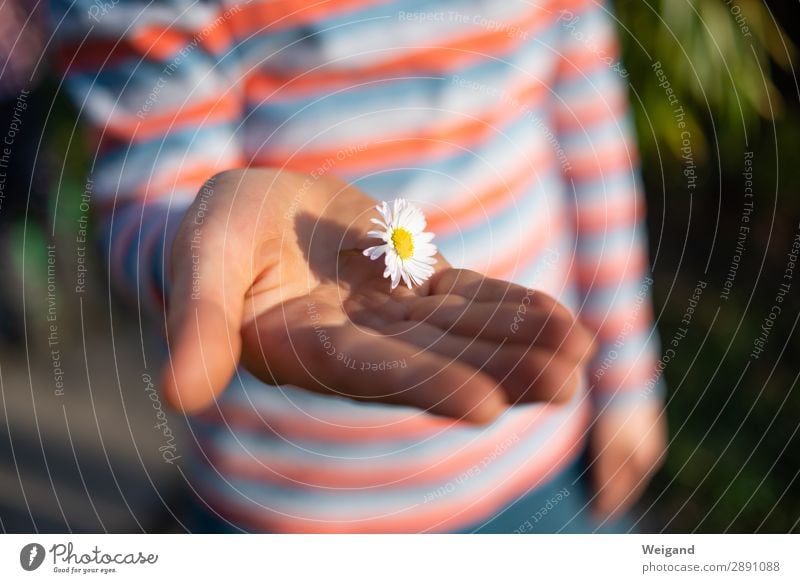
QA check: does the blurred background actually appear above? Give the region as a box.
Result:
[1,0,798,532]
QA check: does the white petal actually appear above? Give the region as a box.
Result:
[414,242,437,257]
[407,260,434,279]
[404,206,426,233]
[403,266,420,286]
[400,267,413,289]
[410,266,430,286]
[397,202,412,222]
[416,255,438,266]
[390,264,402,290]
[415,231,435,244]
[384,251,399,277]
[376,201,391,225]
[363,244,389,260]
[367,229,389,241]
[395,200,408,228]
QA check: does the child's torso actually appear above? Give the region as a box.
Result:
[194,0,590,533]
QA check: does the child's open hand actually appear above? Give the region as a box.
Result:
[161,169,594,423]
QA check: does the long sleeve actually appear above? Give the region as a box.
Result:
[552,0,664,409]
[51,0,244,311]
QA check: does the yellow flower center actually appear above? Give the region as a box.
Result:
[391,227,414,260]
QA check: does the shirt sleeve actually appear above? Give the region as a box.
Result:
[51,0,245,312]
[552,0,665,409]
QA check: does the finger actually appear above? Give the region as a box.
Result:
[592,460,643,521]
[336,327,508,423]
[591,441,660,521]
[382,320,582,404]
[428,269,573,318]
[161,222,249,413]
[247,309,508,423]
[407,295,595,362]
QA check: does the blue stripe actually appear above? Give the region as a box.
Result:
[194,400,583,515]
[582,274,655,313]
[575,221,648,259]
[559,115,635,150]
[197,407,522,461]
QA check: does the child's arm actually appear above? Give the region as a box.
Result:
[52,0,245,310]
[552,0,667,517]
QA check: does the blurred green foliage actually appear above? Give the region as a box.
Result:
[614,1,800,532]
[616,0,795,161]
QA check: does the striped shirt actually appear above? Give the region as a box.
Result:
[52,0,664,532]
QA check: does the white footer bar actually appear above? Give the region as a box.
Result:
[1,534,796,582]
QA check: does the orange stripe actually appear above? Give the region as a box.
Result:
[485,212,565,280]
[197,402,590,533]
[229,0,392,37]
[557,35,622,80]
[567,142,639,181]
[113,158,244,204]
[200,403,468,443]
[572,185,639,217]
[138,163,236,199]
[61,14,235,72]
[592,352,659,392]
[578,254,649,291]
[554,89,628,133]
[250,50,627,177]
[581,300,655,341]
[252,80,549,174]
[132,27,190,60]
[574,255,649,305]
[256,137,547,242]
[105,93,242,142]
[573,194,644,234]
[425,149,551,237]
[133,21,234,59]
[426,403,589,533]
[203,413,545,489]
[245,6,547,100]
[558,0,599,13]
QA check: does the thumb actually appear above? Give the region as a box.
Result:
[161,226,248,413]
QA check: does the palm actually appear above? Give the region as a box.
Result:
[166,169,593,421]
[239,182,589,422]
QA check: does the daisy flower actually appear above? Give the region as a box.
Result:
[363,199,437,290]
